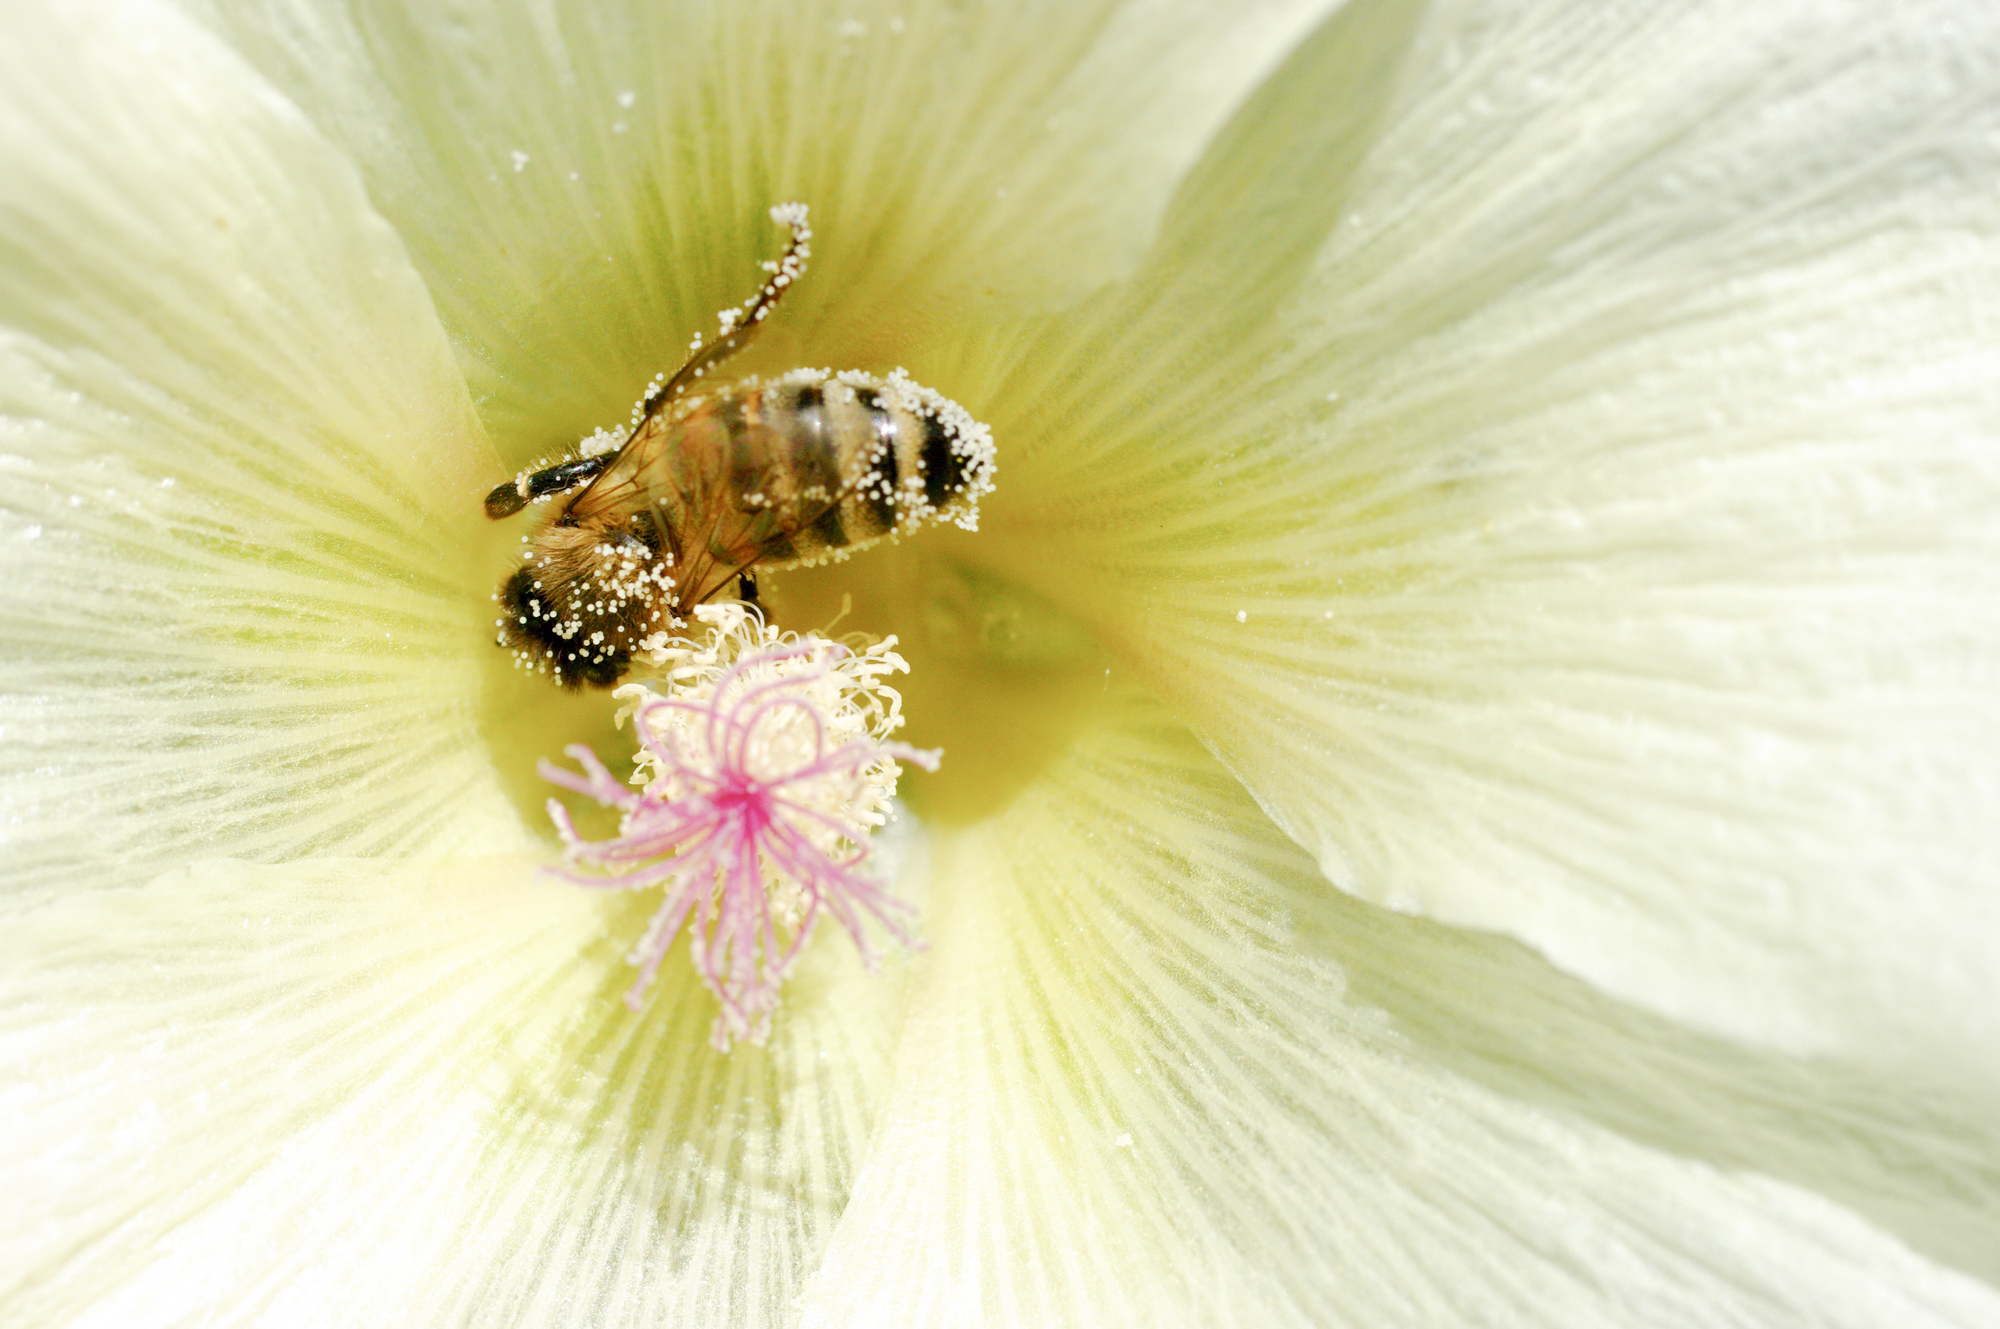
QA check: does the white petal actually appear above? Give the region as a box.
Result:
[0,0,521,894]
[802,699,2000,1325]
[1,849,919,1326]
[196,0,1343,459]
[976,0,2000,1065]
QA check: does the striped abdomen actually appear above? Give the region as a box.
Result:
[669,369,994,569]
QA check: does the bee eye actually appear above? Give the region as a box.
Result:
[578,651,629,688]
[498,567,536,615]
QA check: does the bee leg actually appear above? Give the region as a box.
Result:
[483,453,616,519]
[737,573,760,605]
[640,204,814,423]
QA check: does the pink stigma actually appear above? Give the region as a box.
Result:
[540,641,937,1050]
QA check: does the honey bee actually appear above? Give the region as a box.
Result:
[486,204,996,687]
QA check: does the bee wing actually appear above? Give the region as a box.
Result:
[566,402,870,618]
[564,407,675,531]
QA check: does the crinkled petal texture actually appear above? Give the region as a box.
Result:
[974,0,2000,1073]
[6,0,2000,1325]
[802,698,2000,1326]
[0,852,921,1325]
[0,0,519,896]
[10,704,2000,1326]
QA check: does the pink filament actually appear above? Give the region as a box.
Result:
[541,645,937,1049]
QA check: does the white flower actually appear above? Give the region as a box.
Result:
[4,0,2000,1325]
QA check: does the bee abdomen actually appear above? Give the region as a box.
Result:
[725,368,996,567]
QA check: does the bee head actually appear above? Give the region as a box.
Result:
[498,565,632,689]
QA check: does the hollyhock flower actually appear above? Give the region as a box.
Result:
[5,0,2000,1326]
